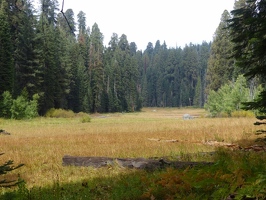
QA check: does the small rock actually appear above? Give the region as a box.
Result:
[183,114,194,120]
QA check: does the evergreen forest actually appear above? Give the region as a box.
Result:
[0,0,263,116]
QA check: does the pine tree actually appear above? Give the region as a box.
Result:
[0,0,14,95]
[206,10,234,93]
[12,0,38,97]
[35,0,63,114]
[117,34,139,111]
[181,43,199,106]
[229,0,266,113]
[89,23,104,113]
[76,10,91,113]
[41,0,59,25]
[105,33,123,112]
[172,47,182,107]
[57,8,76,36]
[196,42,211,107]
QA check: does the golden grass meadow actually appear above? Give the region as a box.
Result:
[0,108,260,190]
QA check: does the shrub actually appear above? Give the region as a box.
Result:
[44,108,56,117]
[76,112,89,118]
[45,108,75,118]
[45,109,91,121]
[10,96,28,119]
[231,110,255,118]
[0,91,13,118]
[0,91,39,120]
[217,111,230,118]
[205,75,261,117]
[80,115,91,123]
[24,94,39,119]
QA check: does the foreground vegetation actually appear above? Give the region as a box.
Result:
[0,108,265,199]
[2,149,266,200]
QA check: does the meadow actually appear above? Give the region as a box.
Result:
[0,108,265,199]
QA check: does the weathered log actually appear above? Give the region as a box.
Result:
[62,155,213,170]
[62,156,114,168]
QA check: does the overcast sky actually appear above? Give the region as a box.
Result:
[35,0,235,51]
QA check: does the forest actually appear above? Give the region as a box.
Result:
[1,0,266,199]
[0,0,264,116]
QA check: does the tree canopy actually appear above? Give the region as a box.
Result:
[229,0,266,113]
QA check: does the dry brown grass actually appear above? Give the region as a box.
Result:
[0,108,260,188]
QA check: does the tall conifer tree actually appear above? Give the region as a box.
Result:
[0,0,14,95]
[206,10,234,93]
[89,23,104,112]
[13,0,38,97]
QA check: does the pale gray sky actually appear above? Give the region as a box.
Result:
[35,0,235,50]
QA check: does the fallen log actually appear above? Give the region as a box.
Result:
[62,156,114,168]
[62,155,213,170]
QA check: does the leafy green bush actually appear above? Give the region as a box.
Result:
[24,94,39,119]
[0,91,39,120]
[45,108,75,118]
[0,91,12,118]
[76,112,91,123]
[11,96,28,119]
[205,75,261,117]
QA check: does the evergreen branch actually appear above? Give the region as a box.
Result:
[256,116,266,120]
[0,160,24,175]
[254,121,266,126]
[0,177,24,188]
[256,130,266,135]
[0,154,24,187]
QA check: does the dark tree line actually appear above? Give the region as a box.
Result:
[0,0,263,116]
[141,41,211,108]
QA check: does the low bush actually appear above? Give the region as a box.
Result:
[45,109,91,122]
[80,115,91,123]
[231,110,255,118]
[75,112,90,118]
[0,91,12,118]
[45,108,75,118]
[0,91,39,120]
[217,111,230,118]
